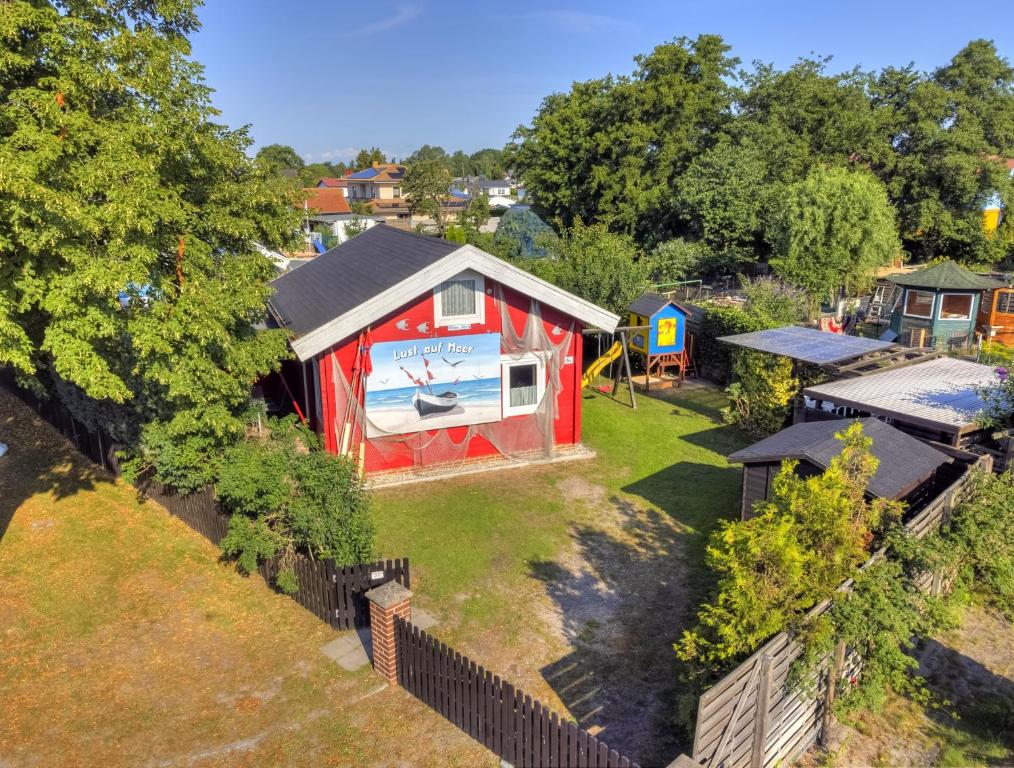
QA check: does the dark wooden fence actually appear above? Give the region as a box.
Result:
[395,618,640,768]
[3,381,408,632]
[4,380,120,472]
[690,455,989,768]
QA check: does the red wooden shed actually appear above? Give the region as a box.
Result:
[266,225,619,477]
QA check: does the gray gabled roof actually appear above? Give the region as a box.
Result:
[268,225,459,338]
[728,418,950,500]
[267,224,620,360]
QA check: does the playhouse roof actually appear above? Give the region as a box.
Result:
[803,357,997,435]
[728,418,950,500]
[888,260,1003,291]
[268,225,620,361]
[717,325,894,365]
[627,292,688,318]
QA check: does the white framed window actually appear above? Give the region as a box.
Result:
[937,293,973,320]
[501,353,546,417]
[434,270,485,327]
[903,289,934,318]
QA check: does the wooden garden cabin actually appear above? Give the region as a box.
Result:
[728,418,952,520]
[887,260,1003,349]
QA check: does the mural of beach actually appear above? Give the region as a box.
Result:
[364,332,503,437]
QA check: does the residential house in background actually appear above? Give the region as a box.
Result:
[301,187,381,251]
[344,163,412,229]
[316,175,350,190]
[479,179,512,197]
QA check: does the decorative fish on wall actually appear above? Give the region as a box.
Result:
[551,325,564,336]
[417,322,430,333]
[396,319,410,331]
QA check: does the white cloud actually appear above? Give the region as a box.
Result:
[344,2,422,37]
[523,10,636,34]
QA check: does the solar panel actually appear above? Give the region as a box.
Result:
[716,325,895,365]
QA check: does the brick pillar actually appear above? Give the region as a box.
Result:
[364,580,412,686]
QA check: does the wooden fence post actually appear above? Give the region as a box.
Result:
[750,653,773,768]
[820,640,846,747]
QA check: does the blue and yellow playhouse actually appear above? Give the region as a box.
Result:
[627,292,693,388]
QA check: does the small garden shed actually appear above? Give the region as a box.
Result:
[728,418,952,519]
[888,260,1003,348]
[266,225,619,478]
[802,357,998,447]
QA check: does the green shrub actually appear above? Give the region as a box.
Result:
[218,416,374,591]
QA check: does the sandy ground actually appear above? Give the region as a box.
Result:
[807,603,1014,768]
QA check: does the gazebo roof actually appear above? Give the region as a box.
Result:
[888,260,1003,291]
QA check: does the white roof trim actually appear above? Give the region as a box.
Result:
[289,244,620,361]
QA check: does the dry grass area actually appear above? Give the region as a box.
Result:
[0,388,494,768]
[811,602,1014,768]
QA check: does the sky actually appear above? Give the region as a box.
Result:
[190,0,1014,165]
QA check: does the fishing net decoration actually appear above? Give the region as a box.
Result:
[329,284,575,471]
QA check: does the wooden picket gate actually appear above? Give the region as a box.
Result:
[395,619,640,768]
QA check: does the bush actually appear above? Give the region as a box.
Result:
[218,416,373,590]
[722,351,797,437]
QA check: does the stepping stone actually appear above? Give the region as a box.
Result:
[320,628,372,671]
[411,606,438,631]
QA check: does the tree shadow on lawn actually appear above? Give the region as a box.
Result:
[915,637,1014,757]
[529,462,741,766]
[0,388,102,544]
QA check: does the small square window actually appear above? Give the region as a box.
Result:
[904,290,934,318]
[996,290,1014,315]
[501,354,545,416]
[509,364,538,408]
[434,271,484,327]
[938,293,973,320]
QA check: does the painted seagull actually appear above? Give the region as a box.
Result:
[441,357,464,367]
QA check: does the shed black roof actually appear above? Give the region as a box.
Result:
[628,292,686,318]
[267,225,459,338]
[727,418,950,500]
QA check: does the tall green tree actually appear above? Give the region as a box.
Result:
[768,166,900,303]
[532,223,648,314]
[403,159,453,234]
[507,35,739,244]
[873,40,1014,264]
[256,143,304,172]
[353,147,386,169]
[1,0,300,489]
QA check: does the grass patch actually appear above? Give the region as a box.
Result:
[372,384,743,642]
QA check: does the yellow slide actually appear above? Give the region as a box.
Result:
[581,341,622,388]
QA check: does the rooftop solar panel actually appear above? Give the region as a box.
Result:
[716,325,895,365]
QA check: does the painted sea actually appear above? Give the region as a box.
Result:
[364,377,503,437]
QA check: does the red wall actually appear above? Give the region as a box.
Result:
[315,281,584,473]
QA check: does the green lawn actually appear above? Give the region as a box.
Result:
[371,382,746,761]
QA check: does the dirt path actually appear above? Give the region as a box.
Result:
[526,475,698,765]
